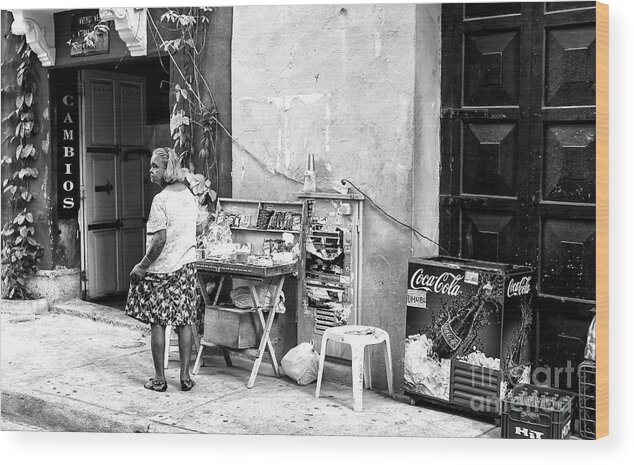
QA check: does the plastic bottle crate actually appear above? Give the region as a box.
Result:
[578,360,596,439]
[501,383,574,439]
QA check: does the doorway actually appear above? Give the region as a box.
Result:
[79,69,150,299]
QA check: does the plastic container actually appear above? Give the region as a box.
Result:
[501,383,574,439]
[578,360,596,439]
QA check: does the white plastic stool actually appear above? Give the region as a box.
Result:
[164,325,201,369]
[315,325,394,412]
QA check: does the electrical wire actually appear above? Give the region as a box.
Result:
[340,178,449,255]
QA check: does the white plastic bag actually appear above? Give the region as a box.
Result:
[281,342,320,385]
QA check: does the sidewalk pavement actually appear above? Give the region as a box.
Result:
[1,298,500,437]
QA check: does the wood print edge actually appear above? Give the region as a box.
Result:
[595,0,609,440]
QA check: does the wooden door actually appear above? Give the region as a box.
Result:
[80,70,149,298]
[440,2,596,388]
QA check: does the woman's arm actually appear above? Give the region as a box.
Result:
[130,229,167,282]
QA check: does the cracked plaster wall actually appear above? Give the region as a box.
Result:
[231,4,441,391]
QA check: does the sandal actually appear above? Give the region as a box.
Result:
[144,378,167,392]
[180,378,196,392]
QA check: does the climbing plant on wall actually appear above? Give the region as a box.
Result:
[1,36,43,299]
[148,7,218,210]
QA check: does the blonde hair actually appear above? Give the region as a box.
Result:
[152,147,185,184]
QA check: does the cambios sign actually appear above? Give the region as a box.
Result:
[56,78,80,218]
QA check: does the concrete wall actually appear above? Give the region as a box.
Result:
[232,4,441,392]
[413,4,442,259]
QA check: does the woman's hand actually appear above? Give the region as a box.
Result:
[130,262,148,284]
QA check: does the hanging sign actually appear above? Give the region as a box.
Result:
[68,10,110,57]
[56,80,80,218]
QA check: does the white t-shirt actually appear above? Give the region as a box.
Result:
[145,187,198,274]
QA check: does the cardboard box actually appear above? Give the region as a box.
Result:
[204,305,258,349]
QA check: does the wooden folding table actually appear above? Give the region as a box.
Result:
[193,260,297,388]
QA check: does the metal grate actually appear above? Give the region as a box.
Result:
[314,307,336,334]
[450,360,501,414]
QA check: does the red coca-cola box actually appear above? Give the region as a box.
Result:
[405,256,535,416]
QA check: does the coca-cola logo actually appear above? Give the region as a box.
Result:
[410,268,463,296]
[507,276,532,297]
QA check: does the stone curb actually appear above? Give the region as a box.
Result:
[50,299,149,334]
[1,390,190,433]
[0,298,49,315]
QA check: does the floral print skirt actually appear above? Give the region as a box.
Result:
[125,262,198,327]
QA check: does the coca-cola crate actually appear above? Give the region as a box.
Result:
[578,360,596,439]
[501,383,574,440]
[450,360,501,414]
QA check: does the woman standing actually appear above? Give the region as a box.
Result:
[125,147,199,392]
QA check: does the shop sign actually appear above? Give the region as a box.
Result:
[69,10,110,57]
[56,82,80,218]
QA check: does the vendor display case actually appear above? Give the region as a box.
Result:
[405,257,536,416]
[296,192,364,360]
[196,197,307,357]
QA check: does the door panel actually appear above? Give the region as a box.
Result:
[463,29,521,106]
[545,2,595,13]
[121,228,144,291]
[541,218,595,300]
[120,153,145,219]
[81,70,148,299]
[86,153,117,223]
[545,24,596,107]
[461,210,517,263]
[90,231,119,295]
[462,122,518,197]
[119,81,145,147]
[464,3,521,19]
[542,123,596,203]
[86,78,116,146]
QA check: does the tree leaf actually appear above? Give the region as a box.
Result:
[15,236,23,245]
[24,92,33,107]
[27,236,37,246]
[17,68,24,87]
[25,212,33,223]
[20,226,27,237]
[15,94,24,109]
[15,144,23,159]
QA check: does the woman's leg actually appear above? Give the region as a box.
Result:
[176,324,193,381]
[150,323,166,381]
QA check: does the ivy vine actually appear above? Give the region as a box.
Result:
[148,7,218,210]
[1,35,43,299]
